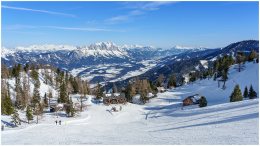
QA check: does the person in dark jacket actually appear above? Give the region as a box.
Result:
[59,120,61,125]
[55,120,58,125]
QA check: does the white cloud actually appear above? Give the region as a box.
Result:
[45,26,120,32]
[2,5,77,18]
[135,1,176,11]
[106,2,176,24]
[3,24,125,32]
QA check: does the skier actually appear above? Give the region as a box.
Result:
[55,120,58,125]
[1,125,4,131]
[59,120,61,125]
[119,106,122,111]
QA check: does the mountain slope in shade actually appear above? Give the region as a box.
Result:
[110,40,258,88]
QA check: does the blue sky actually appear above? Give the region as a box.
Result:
[2,1,259,48]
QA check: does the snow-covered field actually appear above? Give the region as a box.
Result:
[1,62,259,144]
[70,60,157,85]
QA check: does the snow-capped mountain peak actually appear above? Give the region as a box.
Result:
[72,42,129,59]
[172,45,193,49]
[12,44,77,52]
[91,41,117,49]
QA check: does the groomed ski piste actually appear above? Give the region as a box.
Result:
[1,62,259,144]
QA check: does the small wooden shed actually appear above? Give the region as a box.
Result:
[182,94,201,106]
[103,93,126,105]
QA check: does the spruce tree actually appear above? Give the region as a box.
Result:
[156,74,165,87]
[14,74,23,109]
[168,74,177,88]
[95,83,103,100]
[1,97,5,115]
[32,85,41,109]
[30,69,39,84]
[48,89,53,106]
[125,83,136,102]
[112,83,118,93]
[3,93,14,115]
[230,85,243,102]
[22,73,30,109]
[35,103,43,124]
[236,52,246,72]
[149,80,157,93]
[189,72,196,82]
[24,63,29,73]
[221,68,228,89]
[82,81,90,96]
[249,85,257,99]
[65,98,75,117]
[248,50,257,62]
[59,81,68,103]
[11,109,21,126]
[199,96,207,107]
[43,92,48,107]
[26,106,33,124]
[139,80,149,104]
[72,78,79,93]
[80,95,84,112]
[243,86,248,98]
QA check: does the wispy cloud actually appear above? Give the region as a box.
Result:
[45,26,123,32]
[124,1,176,11]
[4,24,38,30]
[2,5,77,18]
[106,2,176,24]
[3,24,125,32]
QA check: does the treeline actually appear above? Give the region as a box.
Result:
[131,50,259,96]
[230,84,257,102]
[1,63,91,124]
[123,78,157,104]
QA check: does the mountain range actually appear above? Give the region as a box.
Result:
[1,40,259,86]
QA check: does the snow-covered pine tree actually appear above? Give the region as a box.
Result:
[230,85,243,102]
[249,85,257,99]
[243,86,248,98]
